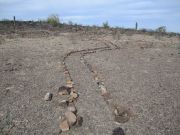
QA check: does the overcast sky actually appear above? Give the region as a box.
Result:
[0,0,180,32]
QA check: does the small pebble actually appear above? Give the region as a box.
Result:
[76,116,83,127]
[44,92,53,101]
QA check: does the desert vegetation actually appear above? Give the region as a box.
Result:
[102,21,110,28]
[47,14,60,27]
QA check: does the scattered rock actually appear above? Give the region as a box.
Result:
[70,88,77,93]
[99,85,108,95]
[58,86,71,95]
[44,92,53,101]
[59,116,62,120]
[95,76,99,81]
[59,119,69,132]
[76,116,83,127]
[67,104,77,113]
[70,91,78,99]
[6,86,14,90]
[66,84,73,88]
[100,85,106,90]
[114,115,130,124]
[114,109,119,116]
[68,96,74,103]
[66,80,73,88]
[101,91,110,97]
[98,81,104,85]
[112,127,125,135]
[113,106,131,123]
[59,100,68,107]
[64,70,69,74]
[65,111,77,126]
[114,106,127,116]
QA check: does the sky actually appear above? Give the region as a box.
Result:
[0,0,180,33]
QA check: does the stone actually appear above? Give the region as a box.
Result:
[6,86,14,90]
[65,111,77,126]
[71,92,78,99]
[101,89,108,95]
[114,109,119,116]
[66,84,73,88]
[76,116,83,127]
[114,106,127,116]
[64,71,69,74]
[58,86,71,95]
[102,92,112,101]
[59,119,69,131]
[59,100,68,107]
[71,88,77,93]
[44,92,53,101]
[68,95,75,103]
[100,85,108,96]
[95,76,99,81]
[113,106,131,123]
[114,115,130,124]
[112,127,125,135]
[67,104,77,113]
[66,80,73,88]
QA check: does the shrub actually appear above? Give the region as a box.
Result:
[47,14,60,27]
[156,26,166,33]
[102,21,109,28]
[68,21,73,25]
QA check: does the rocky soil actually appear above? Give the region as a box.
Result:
[0,23,180,135]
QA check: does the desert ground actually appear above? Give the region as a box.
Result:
[0,22,180,135]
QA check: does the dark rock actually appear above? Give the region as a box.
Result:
[76,116,83,127]
[58,86,71,95]
[112,127,125,135]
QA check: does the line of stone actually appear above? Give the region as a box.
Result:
[59,43,112,132]
[80,45,133,124]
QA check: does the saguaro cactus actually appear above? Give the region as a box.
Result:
[13,16,16,32]
[135,22,138,30]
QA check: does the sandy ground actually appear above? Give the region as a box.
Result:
[0,28,180,135]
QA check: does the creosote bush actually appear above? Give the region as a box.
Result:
[156,26,166,33]
[102,21,109,28]
[68,21,73,25]
[47,14,60,27]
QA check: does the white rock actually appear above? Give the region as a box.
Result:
[70,91,78,99]
[44,92,53,101]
